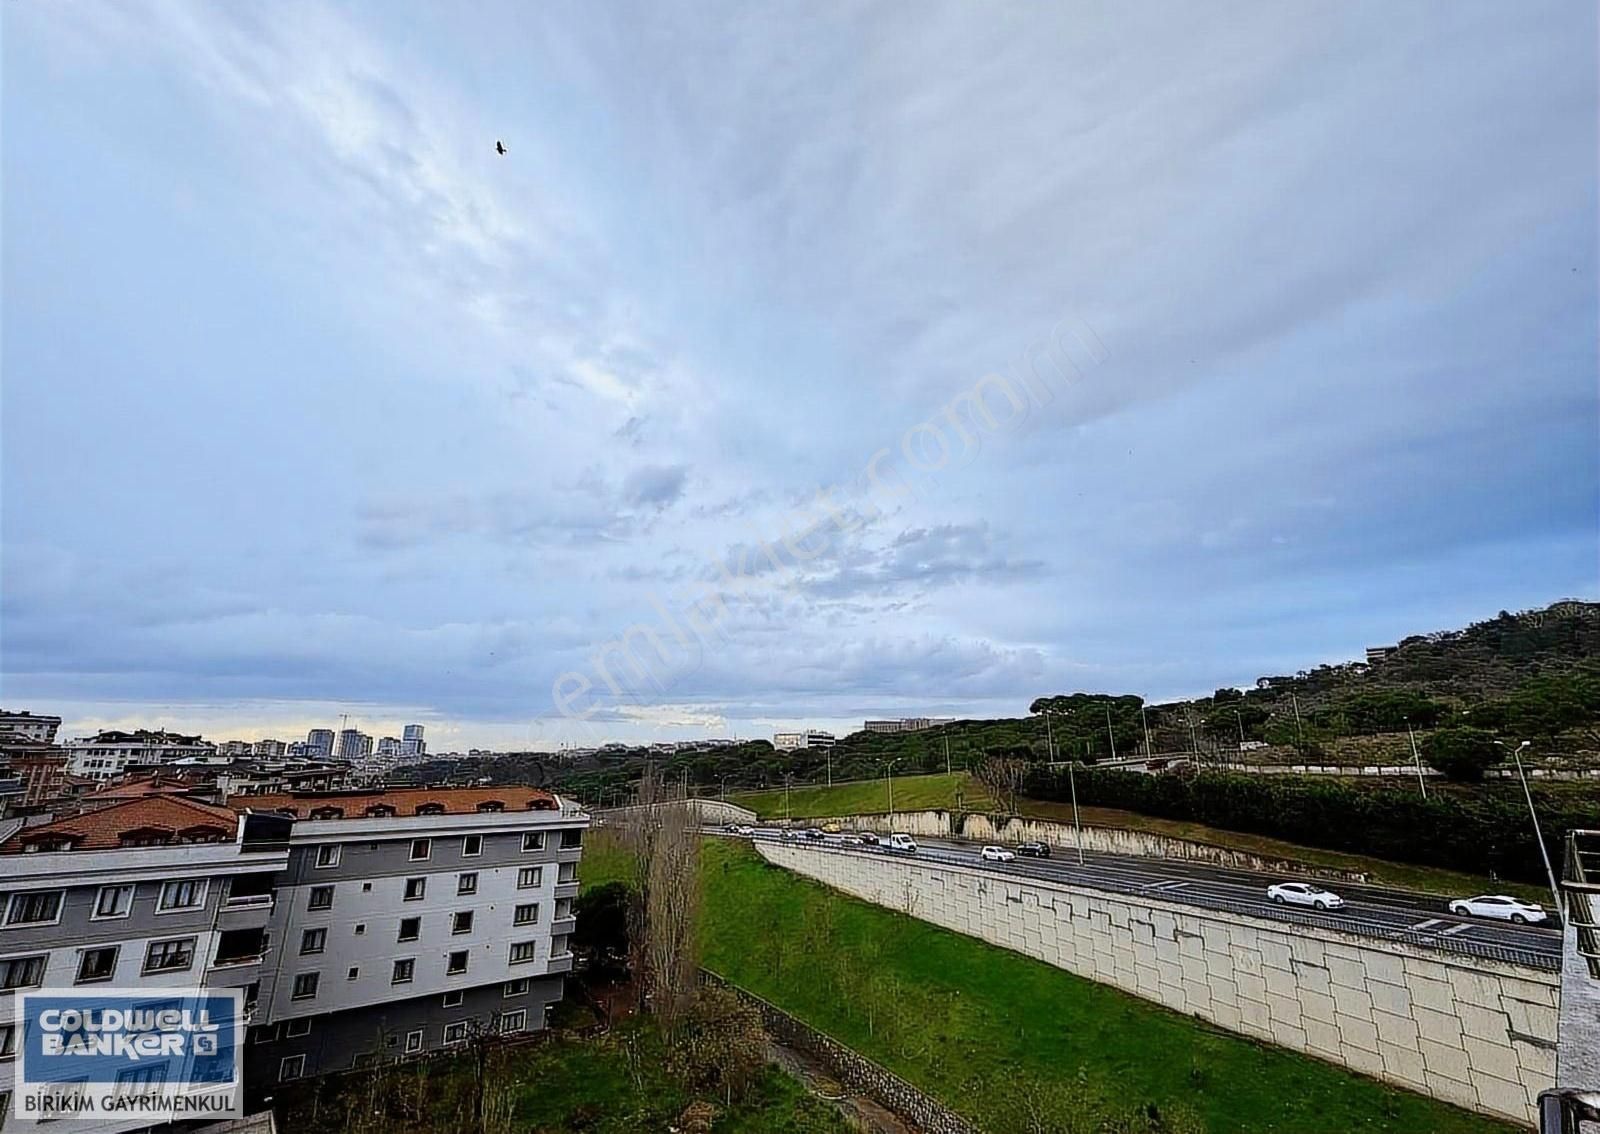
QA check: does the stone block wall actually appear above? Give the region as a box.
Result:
[807,809,1371,882]
[758,842,1557,1127]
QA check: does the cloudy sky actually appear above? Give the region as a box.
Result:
[4,1,1595,751]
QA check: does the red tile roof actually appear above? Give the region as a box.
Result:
[0,795,240,853]
[230,786,558,819]
[84,774,209,801]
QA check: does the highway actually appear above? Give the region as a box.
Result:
[730,826,1562,970]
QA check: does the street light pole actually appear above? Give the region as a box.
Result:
[1104,704,1117,761]
[1405,720,1427,800]
[1141,704,1152,758]
[1043,709,1082,864]
[883,759,899,817]
[1498,740,1561,910]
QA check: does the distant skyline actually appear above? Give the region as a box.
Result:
[4,3,1596,750]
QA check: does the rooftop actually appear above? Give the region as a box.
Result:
[0,795,240,853]
[229,785,560,819]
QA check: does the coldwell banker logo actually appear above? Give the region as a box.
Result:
[17,988,243,1126]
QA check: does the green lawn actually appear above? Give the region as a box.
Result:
[694,839,1516,1134]
[728,772,1541,901]
[730,771,980,818]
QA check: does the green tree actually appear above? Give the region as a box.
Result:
[1421,727,1501,782]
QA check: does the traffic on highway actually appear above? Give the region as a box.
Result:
[715,822,1562,970]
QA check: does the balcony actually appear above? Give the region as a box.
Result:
[209,928,267,983]
[217,892,275,932]
[545,953,574,975]
[550,916,577,936]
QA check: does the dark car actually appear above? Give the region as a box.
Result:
[803,828,826,840]
[858,832,880,845]
[1016,841,1051,858]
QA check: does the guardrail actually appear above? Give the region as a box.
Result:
[760,835,1562,972]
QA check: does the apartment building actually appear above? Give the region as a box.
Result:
[0,785,588,1124]
[233,787,586,1090]
[65,730,215,781]
[0,713,61,745]
[0,797,289,1133]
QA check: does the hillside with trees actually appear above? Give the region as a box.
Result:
[405,600,1600,801]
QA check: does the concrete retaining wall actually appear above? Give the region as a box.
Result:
[757,842,1557,1127]
[595,799,757,826]
[803,809,1371,883]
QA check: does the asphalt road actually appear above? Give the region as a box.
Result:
[731,826,1562,970]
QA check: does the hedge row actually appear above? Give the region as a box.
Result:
[1020,766,1592,885]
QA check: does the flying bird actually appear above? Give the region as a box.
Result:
[495,140,507,156]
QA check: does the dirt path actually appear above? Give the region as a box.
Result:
[765,1038,920,1134]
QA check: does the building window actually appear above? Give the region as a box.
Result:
[143,938,196,974]
[503,979,529,997]
[553,935,570,957]
[446,950,468,975]
[279,1055,305,1082]
[513,902,539,926]
[314,845,341,868]
[404,1029,423,1054]
[391,958,415,984]
[403,877,426,901]
[93,885,135,919]
[462,834,483,856]
[441,990,463,1008]
[516,867,542,889]
[307,885,334,911]
[158,880,205,912]
[284,1018,312,1038]
[457,872,478,896]
[560,830,583,849]
[300,928,327,956]
[452,910,474,935]
[498,1010,527,1034]
[0,955,46,990]
[354,923,366,935]
[443,1022,468,1045]
[409,838,431,861]
[397,916,421,942]
[0,1023,15,1057]
[347,966,359,981]
[5,890,64,926]
[75,947,118,984]
[508,941,537,965]
[291,972,320,1000]
[521,832,545,852]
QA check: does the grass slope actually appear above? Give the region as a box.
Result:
[695,838,1516,1134]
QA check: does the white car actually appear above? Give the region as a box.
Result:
[980,845,1016,862]
[733,825,754,836]
[1267,882,1345,910]
[1448,895,1548,925]
[885,833,918,853]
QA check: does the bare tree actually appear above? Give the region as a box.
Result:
[974,754,1028,814]
[617,764,702,1031]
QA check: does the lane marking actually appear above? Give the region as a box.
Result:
[1440,923,1474,936]
[1409,918,1444,931]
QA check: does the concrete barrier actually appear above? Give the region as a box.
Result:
[757,841,1557,1127]
[595,798,758,826]
[798,809,1372,883]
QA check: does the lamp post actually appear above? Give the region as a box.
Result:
[882,759,900,818]
[1042,709,1083,865]
[719,777,729,802]
[1496,739,1560,910]
[784,774,792,821]
[1404,719,1427,800]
